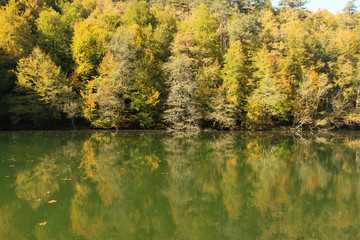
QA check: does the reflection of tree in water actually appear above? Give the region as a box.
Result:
[0,203,25,240]
[70,133,124,239]
[4,131,360,239]
[241,133,360,239]
[163,132,225,240]
[209,133,260,239]
[15,157,60,209]
[70,132,172,239]
[14,139,82,210]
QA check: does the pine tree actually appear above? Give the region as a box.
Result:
[278,0,308,9]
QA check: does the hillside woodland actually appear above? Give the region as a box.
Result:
[1,0,360,130]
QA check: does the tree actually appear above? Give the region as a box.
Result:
[60,0,94,27]
[228,13,260,48]
[278,0,308,9]
[294,71,332,128]
[172,4,221,62]
[246,73,287,128]
[9,47,78,126]
[164,54,201,131]
[36,8,73,73]
[81,52,127,128]
[150,7,177,61]
[216,40,249,127]
[122,1,156,27]
[109,25,164,128]
[71,19,110,79]
[0,0,33,61]
[245,46,292,128]
[232,0,270,13]
[343,0,358,15]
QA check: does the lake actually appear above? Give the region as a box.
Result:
[0,130,360,239]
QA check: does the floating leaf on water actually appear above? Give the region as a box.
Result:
[38,222,47,226]
[48,200,57,204]
[37,199,42,202]
[61,178,71,181]
[9,165,15,167]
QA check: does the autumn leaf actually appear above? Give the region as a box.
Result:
[38,222,47,226]
[48,200,57,204]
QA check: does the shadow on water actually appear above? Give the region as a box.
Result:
[0,130,360,239]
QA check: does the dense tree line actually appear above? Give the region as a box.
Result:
[1,0,360,130]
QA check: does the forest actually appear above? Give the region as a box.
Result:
[0,0,360,130]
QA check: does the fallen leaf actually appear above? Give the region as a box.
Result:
[37,199,42,202]
[9,165,15,167]
[38,222,47,226]
[48,200,57,204]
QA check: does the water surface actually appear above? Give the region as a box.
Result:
[0,131,360,239]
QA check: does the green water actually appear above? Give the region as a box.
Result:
[0,131,360,239]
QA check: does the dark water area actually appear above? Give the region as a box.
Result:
[0,130,360,239]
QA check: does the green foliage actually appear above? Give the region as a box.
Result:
[233,0,270,13]
[150,7,177,61]
[228,13,259,47]
[71,19,110,78]
[108,25,164,128]
[60,0,94,27]
[36,8,73,73]
[279,0,308,9]
[122,1,156,27]
[172,4,221,62]
[218,40,249,126]
[82,52,127,128]
[0,0,33,61]
[9,47,78,125]
[343,0,358,15]
[2,0,360,130]
[246,73,288,128]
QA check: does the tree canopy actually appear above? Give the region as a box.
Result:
[1,0,360,130]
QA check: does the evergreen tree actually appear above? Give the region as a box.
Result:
[278,0,308,9]
[343,0,358,15]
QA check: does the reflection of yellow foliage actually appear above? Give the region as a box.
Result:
[145,88,160,106]
[15,158,59,209]
[145,154,160,171]
[222,156,241,220]
[227,156,238,166]
[0,204,25,240]
[71,183,105,239]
